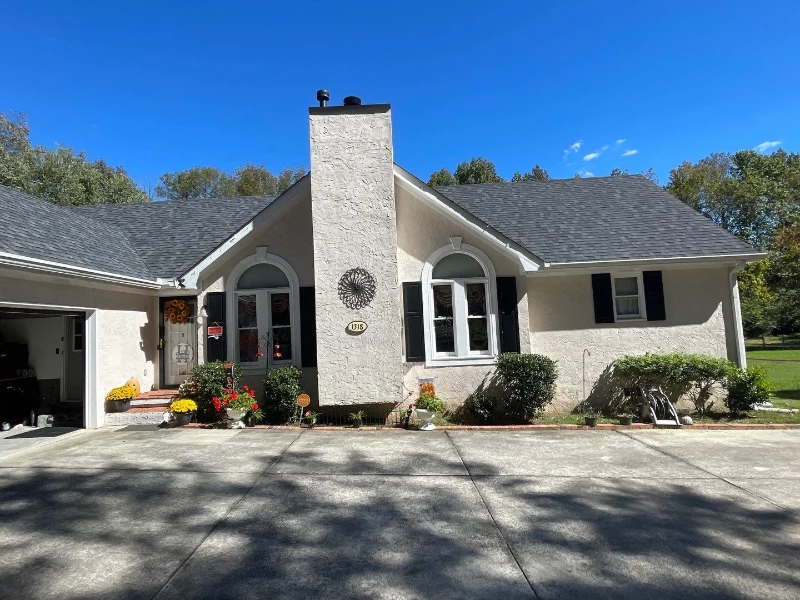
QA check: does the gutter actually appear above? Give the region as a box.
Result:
[0,252,161,289]
[544,252,768,271]
[730,263,748,369]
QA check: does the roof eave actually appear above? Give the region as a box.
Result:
[531,252,767,276]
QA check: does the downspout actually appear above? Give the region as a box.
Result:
[729,263,747,369]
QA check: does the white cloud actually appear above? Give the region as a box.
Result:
[601,144,609,151]
[754,140,781,153]
[616,139,626,145]
[583,152,601,161]
[581,170,594,177]
[622,149,639,157]
[563,140,583,158]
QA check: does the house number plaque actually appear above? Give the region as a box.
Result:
[346,321,368,334]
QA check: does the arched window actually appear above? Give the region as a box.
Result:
[422,243,499,365]
[225,251,300,371]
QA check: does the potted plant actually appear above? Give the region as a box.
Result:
[617,413,634,426]
[304,410,320,428]
[170,398,198,426]
[105,385,137,412]
[212,385,262,429]
[349,410,365,428]
[584,410,601,427]
[414,382,447,431]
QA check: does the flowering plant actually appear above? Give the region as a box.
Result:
[105,385,137,401]
[211,384,263,422]
[170,399,198,414]
[304,410,320,423]
[415,382,447,414]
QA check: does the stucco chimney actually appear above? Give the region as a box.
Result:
[308,98,402,406]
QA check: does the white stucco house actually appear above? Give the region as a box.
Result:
[0,96,763,428]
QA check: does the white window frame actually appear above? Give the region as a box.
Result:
[225,249,301,375]
[611,273,647,321]
[421,242,500,367]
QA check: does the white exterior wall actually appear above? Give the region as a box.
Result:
[395,184,531,405]
[308,105,402,405]
[528,267,736,411]
[0,269,158,427]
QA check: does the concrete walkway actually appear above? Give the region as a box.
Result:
[0,428,799,599]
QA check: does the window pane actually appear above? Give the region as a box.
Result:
[466,283,487,316]
[272,327,292,361]
[434,319,455,353]
[433,285,453,318]
[468,318,489,351]
[614,277,638,296]
[432,253,485,279]
[616,297,640,317]
[271,293,291,327]
[74,319,84,336]
[239,329,259,362]
[73,336,84,351]
[237,263,289,289]
[237,295,257,328]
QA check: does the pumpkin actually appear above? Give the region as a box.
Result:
[125,377,141,396]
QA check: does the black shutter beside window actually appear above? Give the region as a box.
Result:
[205,292,226,362]
[643,270,666,321]
[300,287,317,368]
[496,276,520,353]
[403,282,425,362]
[591,273,615,324]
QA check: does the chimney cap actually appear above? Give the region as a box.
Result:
[343,96,362,106]
[316,89,330,107]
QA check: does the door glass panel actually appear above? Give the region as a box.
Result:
[272,327,292,361]
[239,329,259,363]
[466,283,487,316]
[237,295,257,328]
[271,293,291,327]
[468,318,489,351]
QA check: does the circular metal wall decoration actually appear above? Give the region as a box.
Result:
[338,267,377,310]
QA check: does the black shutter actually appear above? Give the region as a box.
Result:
[205,292,226,362]
[300,287,317,368]
[403,282,425,362]
[591,273,615,324]
[496,276,520,353]
[643,270,666,321]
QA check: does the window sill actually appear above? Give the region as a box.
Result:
[423,356,498,368]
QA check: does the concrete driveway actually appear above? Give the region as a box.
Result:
[0,428,799,600]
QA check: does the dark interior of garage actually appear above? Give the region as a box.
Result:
[0,308,84,428]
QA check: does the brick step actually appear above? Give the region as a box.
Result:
[136,390,178,400]
[105,407,169,427]
[131,398,173,408]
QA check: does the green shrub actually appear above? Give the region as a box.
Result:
[612,353,734,416]
[495,353,557,420]
[187,361,243,422]
[463,391,497,423]
[726,366,771,414]
[263,366,303,424]
[415,393,447,413]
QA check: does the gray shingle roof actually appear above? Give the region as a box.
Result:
[0,184,154,280]
[73,194,277,278]
[435,176,758,264]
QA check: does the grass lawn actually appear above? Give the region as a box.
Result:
[746,342,800,410]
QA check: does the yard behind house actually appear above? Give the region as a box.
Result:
[747,336,800,413]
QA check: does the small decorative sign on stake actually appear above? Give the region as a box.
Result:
[296,393,311,408]
[207,325,223,339]
[346,320,368,335]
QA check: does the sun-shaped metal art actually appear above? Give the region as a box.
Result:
[338,267,377,310]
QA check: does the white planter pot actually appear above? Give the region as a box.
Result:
[226,408,246,429]
[415,408,436,431]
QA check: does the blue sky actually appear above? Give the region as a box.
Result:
[1,0,798,189]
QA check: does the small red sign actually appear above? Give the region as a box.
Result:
[208,325,224,337]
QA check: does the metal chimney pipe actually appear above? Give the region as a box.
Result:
[316,89,330,108]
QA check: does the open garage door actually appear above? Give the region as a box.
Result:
[0,307,86,429]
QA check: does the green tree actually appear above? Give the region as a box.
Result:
[738,260,777,339]
[0,111,147,205]
[770,222,800,330]
[610,167,630,176]
[454,157,505,184]
[512,164,550,182]
[428,167,456,187]
[156,164,306,200]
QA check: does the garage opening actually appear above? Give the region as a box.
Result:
[0,307,86,429]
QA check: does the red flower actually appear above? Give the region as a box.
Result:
[224,388,231,395]
[224,399,229,406]
[231,392,239,400]
[251,403,259,411]
[243,385,249,391]
[212,398,221,411]
[248,390,255,398]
